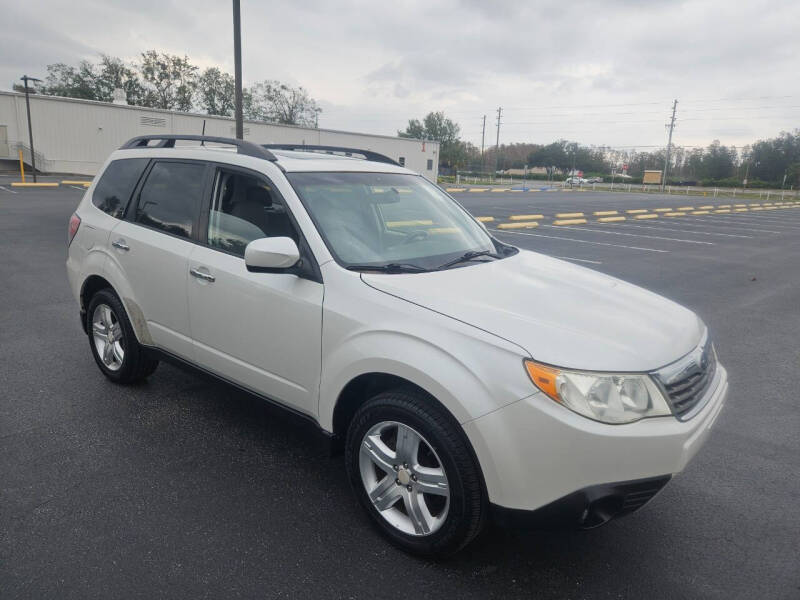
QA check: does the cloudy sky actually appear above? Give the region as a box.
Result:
[3,0,799,151]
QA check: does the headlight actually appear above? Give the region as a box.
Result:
[524,359,672,424]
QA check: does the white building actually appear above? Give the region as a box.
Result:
[0,91,439,180]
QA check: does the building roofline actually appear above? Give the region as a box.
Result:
[0,90,439,147]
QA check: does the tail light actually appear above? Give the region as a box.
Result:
[68,213,81,246]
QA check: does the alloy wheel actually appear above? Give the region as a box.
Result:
[92,303,125,371]
[359,420,450,536]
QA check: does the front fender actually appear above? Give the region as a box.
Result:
[318,285,536,432]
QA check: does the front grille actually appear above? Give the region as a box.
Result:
[655,335,717,419]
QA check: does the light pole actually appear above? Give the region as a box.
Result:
[232,0,244,140]
[20,75,41,182]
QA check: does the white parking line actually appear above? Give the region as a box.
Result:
[675,216,782,234]
[552,256,603,265]
[541,224,714,245]
[698,214,800,231]
[0,185,18,194]
[491,229,669,253]
[609,221,752,238]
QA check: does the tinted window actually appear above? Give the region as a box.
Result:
[398,157,405,166]
[135,161,206,239]
[208,169,297,256]
[92,158,148,218]
[427,159,433,170]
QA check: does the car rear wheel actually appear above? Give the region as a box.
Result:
[345,388,486,556]
[86,289,158,384]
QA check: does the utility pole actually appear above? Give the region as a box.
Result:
[480,115,486,175]
[494,107,502,178]
[20,75,41,182]
[232,0,244,140]
[662,99,678,191]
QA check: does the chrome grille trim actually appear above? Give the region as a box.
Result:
[653,330,717,421]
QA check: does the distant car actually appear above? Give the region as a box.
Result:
[564,176,587,185]
[585,177,603,183]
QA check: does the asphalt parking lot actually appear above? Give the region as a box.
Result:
[2,184,799,599]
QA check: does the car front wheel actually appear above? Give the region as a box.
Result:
[345,388,486,556]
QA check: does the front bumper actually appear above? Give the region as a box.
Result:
[464,364,727,516]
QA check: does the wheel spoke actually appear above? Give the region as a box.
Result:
[405,491,434,535]
[112,343,124,364]
[102,341,114,364]
[361,435,397,476]
[102,306,114,328]
[92,322,106,337]
[414,466,449,496]
[395,424,420,465]
[110,323,122,342]
[369,476,402,511]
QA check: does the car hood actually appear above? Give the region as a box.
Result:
[361,250,704,372]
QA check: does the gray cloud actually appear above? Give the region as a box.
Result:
[1,0,798,148]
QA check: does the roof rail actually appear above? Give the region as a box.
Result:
[120,135,277,161]
[262,144,400,166]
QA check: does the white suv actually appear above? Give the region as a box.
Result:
[67,135,728,556]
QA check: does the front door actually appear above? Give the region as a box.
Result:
[186,166,323,416]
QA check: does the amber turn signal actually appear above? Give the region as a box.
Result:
[524,360,561,402]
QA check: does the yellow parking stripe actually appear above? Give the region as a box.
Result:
[61,180,91,185]
[469,188,489,192]
[654,208,672,212]
[509,214,544,221]
[496,221,540,229]
[734,208,749,212]
[476,216,494,222]
[553,218,588,225]
[714,209,731,213]
[598,216,626,222]
[11,182,60,187]
[677,206,694,210]
[490,188,508,192]
[698,205,714,209]
[691,210,711,215]
[749,203,761,207]
[665,212,686,216]
[750,207,764,211]
[734,204,747,207]
[594,210,618,216]
[717,204,731,208]
[635,214,659,220]
[555,212,584,218]
[626,209,648,214]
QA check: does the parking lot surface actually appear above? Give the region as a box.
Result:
[2,186,799,599]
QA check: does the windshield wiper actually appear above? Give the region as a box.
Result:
[346,262,429,273]
[435,250,500,270]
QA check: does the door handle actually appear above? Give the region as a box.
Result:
[190,267,216,283]
[111,239,129,251]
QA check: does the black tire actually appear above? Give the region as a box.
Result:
[345,388,486,557]
[85,288,159,384]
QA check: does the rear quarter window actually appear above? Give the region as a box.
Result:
[92,158,149,218]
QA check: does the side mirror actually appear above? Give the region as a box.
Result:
[244,237,300,272]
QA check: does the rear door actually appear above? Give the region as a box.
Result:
[108,159,210,359]
[185,165,324,416]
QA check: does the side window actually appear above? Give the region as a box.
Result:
[427,159,433,171]
[398,157,405,167]
[135,161,206,239]
[92,158,149,218]
[207,169,298,257]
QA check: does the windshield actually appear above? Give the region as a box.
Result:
[288,172,505,270]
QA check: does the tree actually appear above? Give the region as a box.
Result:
[197,67,235,116]
[138,50,198,111]
[95,55,145,105]
[245,80,321,126]
[399,112,464,168]
[42,61,97,100]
